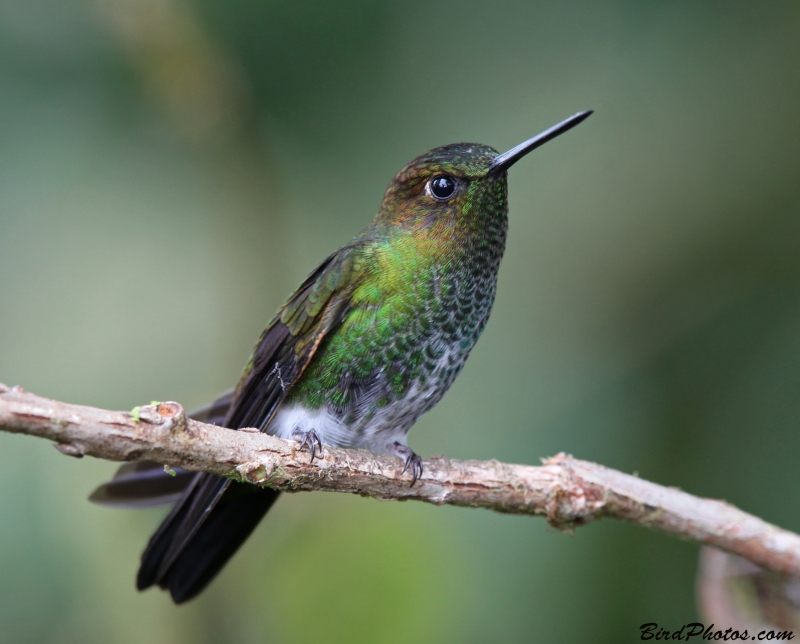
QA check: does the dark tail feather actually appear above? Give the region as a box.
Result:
[153,474,234,579]
[135,472,206,590]
[89,461,195,508]
[158,487,280,603]
[136,472,280,603]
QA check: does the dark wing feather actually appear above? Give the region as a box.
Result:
[134,246,360,602]
[224,247,357,431]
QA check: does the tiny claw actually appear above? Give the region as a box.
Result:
[401,452,423,487]
[390,442,423,486]
[293,428,323,463]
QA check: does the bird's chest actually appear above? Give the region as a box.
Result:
[273,274,496,452]
[280,237,505,450]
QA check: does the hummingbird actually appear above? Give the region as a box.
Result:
[91,110,593,604]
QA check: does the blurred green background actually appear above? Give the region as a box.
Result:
[2,0,800,642]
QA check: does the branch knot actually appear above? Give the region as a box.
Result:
[133,402,186,433]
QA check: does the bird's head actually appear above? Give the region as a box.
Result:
[373,111,593,237]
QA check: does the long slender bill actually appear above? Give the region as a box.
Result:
[488,110,593,174]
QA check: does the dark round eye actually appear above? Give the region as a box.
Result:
[428,175,457,201]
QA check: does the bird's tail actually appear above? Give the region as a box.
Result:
[89,390,280,603]
[136,474,280,604]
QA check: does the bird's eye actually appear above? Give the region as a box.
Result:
[427,175,457,201]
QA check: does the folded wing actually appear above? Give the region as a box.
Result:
[92,245,361,603]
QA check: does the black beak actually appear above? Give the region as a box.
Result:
[488,110,593,175]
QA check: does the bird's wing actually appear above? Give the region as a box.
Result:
[224,243,360,431]
[89,247,361,509]
[134,244,363,602]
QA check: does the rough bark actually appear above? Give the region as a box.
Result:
[2,382,799,578]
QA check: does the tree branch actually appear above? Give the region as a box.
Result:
[2,382,799,578]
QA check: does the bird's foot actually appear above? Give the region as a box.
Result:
[292,428,323,462]
[390,442,423,487]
